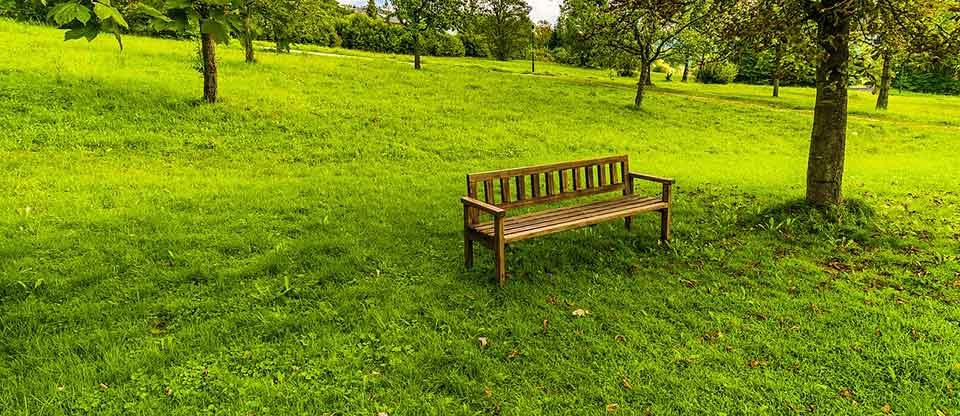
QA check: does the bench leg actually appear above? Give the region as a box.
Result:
[660,208,671,242]
[494,217,506,286]
[624,216,632,230]
[464,234,474,269]
[495,241,506,286]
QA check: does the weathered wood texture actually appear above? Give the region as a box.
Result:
[461,155,674,286]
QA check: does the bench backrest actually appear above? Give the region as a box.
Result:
[466,155,630,210]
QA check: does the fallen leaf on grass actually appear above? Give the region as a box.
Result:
[606,403,619,412]
[748,359,767,369]
[572,309,590,317]
[478,337,488,348]
[881,403,892,414]
[547,295,557,305]
[98,383,109,391]
[377,412,389,416]
[681,279,698,288]
[824,259,851,275]
[56,384,64,392]
[839,387,854,399]
[543,319,549,334]
[483,387,492,397]
[615,335,626,342]
[937,409,947,416]
[621,377,633,390]
[164,387,173,397]
[701,330,723,342]
[507,350,521,359]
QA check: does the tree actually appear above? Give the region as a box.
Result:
[46,0,243,103]
[480,0,531,61]
[856,0,957,110]
[598,0,733,107]
[258,0,302,53]
[238,0,259,62]
[796,0,951,205]
[744,0,815,97]
[555,0,606,67]
[390,0,457,69]
[366,0,377,18]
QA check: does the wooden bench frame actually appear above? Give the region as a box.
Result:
[461,155,674,286]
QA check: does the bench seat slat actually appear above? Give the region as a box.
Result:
[472,195,659,233]
[469,195,666,243]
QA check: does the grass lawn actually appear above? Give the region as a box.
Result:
[2,19,960,415]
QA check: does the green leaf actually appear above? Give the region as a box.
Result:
[49,2,91,26]
[201,18,230,44]
[165,0,192,10]
[94,2,129,29]
[136,3,172,22]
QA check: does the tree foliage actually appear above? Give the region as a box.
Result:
[480,0,531,60]
[389,0,458,68]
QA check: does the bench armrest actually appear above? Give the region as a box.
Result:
[629,172,675,184]
[461,197,506,218]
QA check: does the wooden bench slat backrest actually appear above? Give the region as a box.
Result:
[466,155,629,211]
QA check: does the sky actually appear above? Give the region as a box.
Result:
[339,0,562,24]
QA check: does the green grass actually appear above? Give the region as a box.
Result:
[2,19,960,415]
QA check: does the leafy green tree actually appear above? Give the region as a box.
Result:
[597,0,733,107]
[366,0,377,18]
[480,0,530,61]
[46,0,243,103]
[734,0,816,96]
[238,0,259,62]
[44,0,130,48]
[389,0,457,69]
[554,0,605,67]
[788,0,950,205]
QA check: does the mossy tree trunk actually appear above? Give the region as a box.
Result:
[806,4,850,206]
[201,32,218,103]
[243,13,255,63]
[875,49,892,110]
[413,32,422,69]
[634,58,651,107]
[772,42,783,97]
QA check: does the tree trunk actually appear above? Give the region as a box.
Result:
[243,14,255,63]
[696,56,705,81]
[634,61,650,107]
[875,50,891,110]
[201,32,218,104]
[681,60,689,82]
[772,43,782,97]
[413,32,422,69]
[806,6,850,206]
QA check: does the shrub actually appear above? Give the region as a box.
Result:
[652,59,672,73]
[551,47,573,65]
[698,62,738,84]
[292,17,338,47]
[337,14,400,53]
[460,34,489,58]
[425,32,464,57]
[894,65,960,95]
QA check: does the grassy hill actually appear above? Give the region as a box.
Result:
[1,19,959,415]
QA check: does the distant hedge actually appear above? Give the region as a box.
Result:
[336,14,464,57]
[894,65,960,96]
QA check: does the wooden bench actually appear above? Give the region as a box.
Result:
[461,155,674,286]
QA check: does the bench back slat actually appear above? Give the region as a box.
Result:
[467,155,629,210]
